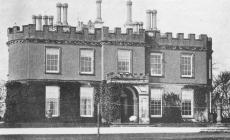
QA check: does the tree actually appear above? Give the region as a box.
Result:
[162,92,182,123]
[0,80,6,119]
[212,71,230,119]
[212,72,230,104]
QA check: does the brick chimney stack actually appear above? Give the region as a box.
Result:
[146,9,158,31]
[126,0,132,25]
[56,3,62,25]
[152,10,157,30]
[95,0,103,24]
[146,10,151,30]
[62,3,68,25]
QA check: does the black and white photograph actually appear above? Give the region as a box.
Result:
[0,0,230,139]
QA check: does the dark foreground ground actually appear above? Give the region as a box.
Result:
[1,133,230,140]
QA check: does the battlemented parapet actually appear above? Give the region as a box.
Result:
[145,31,212,49]
[7,25,145,45]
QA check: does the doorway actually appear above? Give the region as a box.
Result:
[120,87,137,123]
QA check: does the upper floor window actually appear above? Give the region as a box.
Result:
[118,50,132,73]
[181,89,194,118]
[80,87,94,117]
[46,47,60,73]
[181,54,193,78]
[150,53,163,76]
[45,86,60,117]
[80,49,94,74]
[150,88,163,117]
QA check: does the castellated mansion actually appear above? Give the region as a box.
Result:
[5,0,212,124]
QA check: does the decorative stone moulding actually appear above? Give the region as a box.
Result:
[106,72,148,81]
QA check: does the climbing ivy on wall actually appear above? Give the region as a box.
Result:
[97,82,139,123]
[162,92,182,123]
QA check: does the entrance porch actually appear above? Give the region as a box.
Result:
[105,72,149,124]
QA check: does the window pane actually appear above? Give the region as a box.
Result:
[150,89,162,116]
[80,50,94,74]
[150,53,162,76]
[181,54,193,77]
[181,89,193,117]
[46,48,60,73]
[45,86,60,117]
[118,50,131,73]
[80,87,94,117]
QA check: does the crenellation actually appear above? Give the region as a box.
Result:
[13,26,20,33]
[199,34,208,41]
[8,24,209,46]
[144,31,210,48]
[126,28,133,35]
[82,28,89,40]
[57,26,64,33]
[166,32,172,40]
[177,33,184,40]
[155,32,161,40]
[70,27,76,33]
[208,37,212,42]
[115,27,121,35]
[188,34,195,40]
[43,25,49,32]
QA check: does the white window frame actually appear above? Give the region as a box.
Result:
[45,86,60,117]
[181,89,194,118]
[45,47,60,73]
[181,54,193,78]
[80,87,94,117]
[150,53,163,76]
[80,49,94,74]
[117,50,132,73]
[150,88,163,117]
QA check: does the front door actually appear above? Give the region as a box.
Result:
[120,88,134,123]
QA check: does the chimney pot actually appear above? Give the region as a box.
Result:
[36,15,42,30]
[48,15,54,26]
[32,15,36,24]
[152,9,157,14]
[43,15,48,25]
[62,3,68,8]
[127,0,132,5]
[56,3,62,7]
[96,0,102,3]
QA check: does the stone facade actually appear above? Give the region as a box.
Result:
[5,2,212,124]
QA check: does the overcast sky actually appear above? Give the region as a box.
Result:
[0,0,230,80]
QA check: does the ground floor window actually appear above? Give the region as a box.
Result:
[150,88,163,117]
[45,86,60,117]
[181,89,194,118]
[80,87,94,117]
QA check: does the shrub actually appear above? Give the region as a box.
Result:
[162,92,182,123]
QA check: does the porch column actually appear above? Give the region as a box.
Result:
[217,103,222,123]
[134,95,138,117]
[135,85,149,124]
